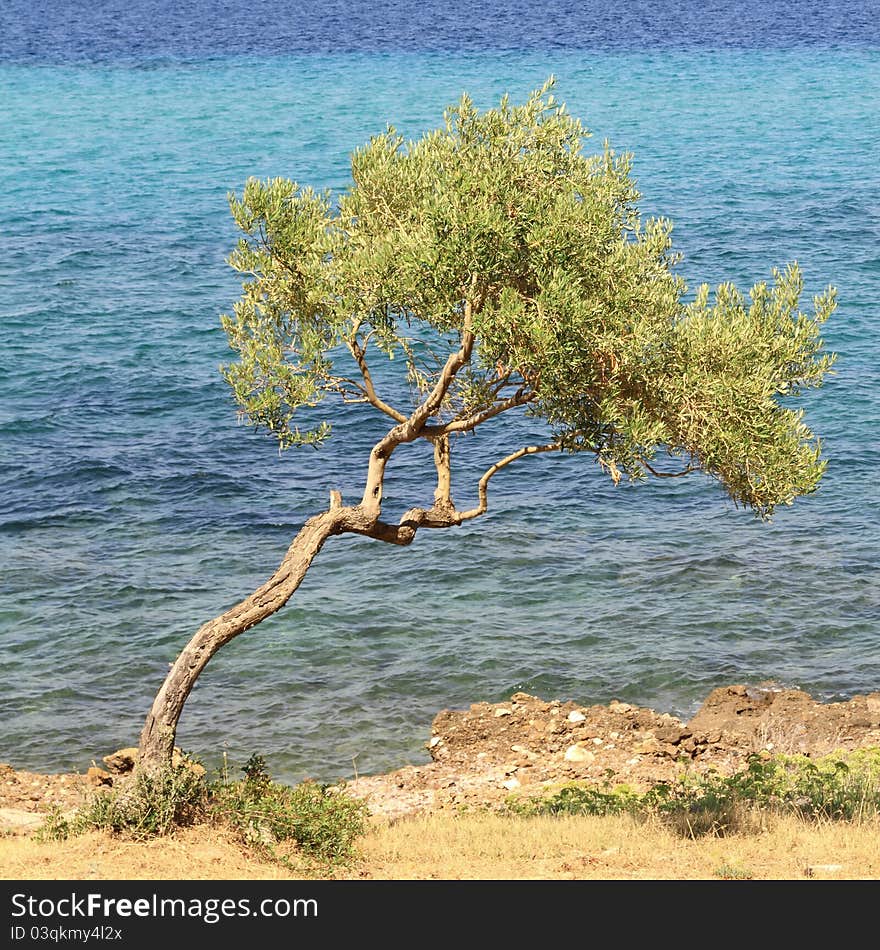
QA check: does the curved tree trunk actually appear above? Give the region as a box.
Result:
[138,508,345,774]
[136,305,504,775]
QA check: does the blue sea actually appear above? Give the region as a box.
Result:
[1,1,878,784]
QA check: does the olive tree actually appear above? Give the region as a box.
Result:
[138,81,836,773]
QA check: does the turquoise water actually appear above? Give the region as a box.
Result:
[2,35,879,782]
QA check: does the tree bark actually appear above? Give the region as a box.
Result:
[137,508,345,773]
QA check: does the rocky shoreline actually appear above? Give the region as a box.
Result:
[347,683,880,818]
[3,683,880,831]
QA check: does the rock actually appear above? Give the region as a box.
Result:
[502,778,521,790]
[510,745,537,760]
[494,707,512,718]
[103,747,139,774]
[609,701,634,713]
[804,864,844,877]
[632,738,662,756]
[567,710,586,723]
[848,715,874,729]
[564,745,595,764]
[171,749,206,777]
[655,725,691,745]
[86,767,113,787]
[102,746,204,777]
[428,736,442,748]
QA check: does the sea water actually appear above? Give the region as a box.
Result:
[1,1,878,782]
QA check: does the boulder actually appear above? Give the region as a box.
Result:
[563,744,595,764]
[86,767,113,787]
[103,747,139,774]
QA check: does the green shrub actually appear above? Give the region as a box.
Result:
[509,781,642,818]
[209,754,368,868]
[511,748,880,837]
[73,763,208,840]
[650,749,880,828]
[713,864,755,880]
[34,751,367,871]
[34,807,73,842]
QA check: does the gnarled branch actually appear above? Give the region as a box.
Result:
[347,336,408,423]
[432,434,453,506]
[360,287,479,510]
[428,388,534,435]
[642,459,698,478]
[459,442,561,521]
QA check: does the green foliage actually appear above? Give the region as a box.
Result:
[240,752,272,791]
[506,780,642,817]
[34,807,73,843]
[36,752,368,872]
[512,749,880,837]
[222,78,835,518]
[44,763,209,842]
[209,756,368,868]
[648,748,880,826]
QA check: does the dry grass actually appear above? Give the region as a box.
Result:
[352,811,880,880]
[0,827,298,881]
[3,811,880,881]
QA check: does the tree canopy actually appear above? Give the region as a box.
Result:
[138,80,836,773]
[222,79,835,519]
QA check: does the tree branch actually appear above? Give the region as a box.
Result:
[345,505,462,546]
[347,337,409,423]
[458,442,560,521]
[426,389,534,436]
[432,434,453,506]
[359,284,479,510]
[349,439,561,548]
[642,460,698,478]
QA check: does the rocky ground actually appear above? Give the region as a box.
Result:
[346,683,880,819]
[3,683,880,833]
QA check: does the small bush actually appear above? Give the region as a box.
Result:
[650,750,880,831]
[36,761,208,843]
[209,755,368,868]
[511,748,880,838]
[35,751,367,871]
[35,807,73,843]
[75,764,208,840]
[509,781,642,818]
